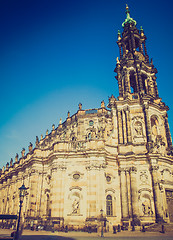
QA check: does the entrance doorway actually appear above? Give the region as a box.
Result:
[166,190,173,222]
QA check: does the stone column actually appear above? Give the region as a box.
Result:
[117,110,123,144]
[134,72,140,93]
[119,168,129,220]
[130,167,140,225]
[143,41,149,62]
[118,43,122,59]
[150,165,163,222]
[139,40,144,54]
[124,68,130,94]
[136,64,143,92]
[152,77,159,98]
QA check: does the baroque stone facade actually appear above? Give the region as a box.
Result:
[0,6,173,231]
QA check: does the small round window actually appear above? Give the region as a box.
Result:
[73,173,80,180]
[106,175,111,183]
[89,120,94,126]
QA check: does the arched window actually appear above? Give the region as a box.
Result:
[106,195,113,216]
[130,71,137,94]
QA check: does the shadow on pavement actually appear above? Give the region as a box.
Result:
[21,236,75,240]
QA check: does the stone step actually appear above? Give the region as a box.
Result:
[146,223,173,232]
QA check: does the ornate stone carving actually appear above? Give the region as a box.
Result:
[86,161,106,170]
[138,189,153,216]
[131,116,146,143]
[139,171,148,184]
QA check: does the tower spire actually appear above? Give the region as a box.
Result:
[122,4,137,27]
[115,6,159,100]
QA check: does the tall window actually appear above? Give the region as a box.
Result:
[106,195,113,216]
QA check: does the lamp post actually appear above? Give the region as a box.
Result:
[100,209,104,237]
[14,184,28,240]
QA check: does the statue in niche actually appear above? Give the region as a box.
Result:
[142,199,152,215]
[72,197,80,214]
[134,121,143,136]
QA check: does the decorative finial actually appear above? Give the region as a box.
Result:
[46,129,49,135]
[78,103,82,110]
[59,118,62,125]
[116,57,120,64]
[118,30,121,40]
[52,124,55,130]
[6,162,9,169]
[122,5,137,27]
[21,148,25,157]
[10,158,13,166]
[140,26,144,36]
[15,153,19,162]
[41,134,43,140]
[101,100,105,108]
[35,136,39,147]
[29,142,33,152]
[67,111,70,118]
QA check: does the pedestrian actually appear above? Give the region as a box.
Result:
[141,225,145,232]
[161,224,165,233]
[113,225,116,234]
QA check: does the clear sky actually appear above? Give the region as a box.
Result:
[0,0,173,168]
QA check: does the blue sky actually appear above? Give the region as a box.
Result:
[0,0,173,168]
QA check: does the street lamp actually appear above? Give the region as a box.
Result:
[100,209,104,237]
[14,184,28,240]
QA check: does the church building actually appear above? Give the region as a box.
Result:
[0,6,173,231]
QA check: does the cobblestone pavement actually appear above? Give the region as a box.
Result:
[0,229,173,240]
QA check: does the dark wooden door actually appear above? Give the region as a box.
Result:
[166,190,173,222]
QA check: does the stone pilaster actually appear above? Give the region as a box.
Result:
[125,107,132,143]
[126,169,132,219]
[130,166,140,225]
[50,164,66,219]
[28,170,38,218]
[117,110,123,144]
[143,103,152,149]
[150,165,164,222]
[122,110,127,144]
[119,168,129,220]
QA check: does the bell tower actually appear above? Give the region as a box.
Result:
[108,6,173,225]
[115,5,159,100]
[113,5,172,154]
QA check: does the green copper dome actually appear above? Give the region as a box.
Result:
[122,5,137,27]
